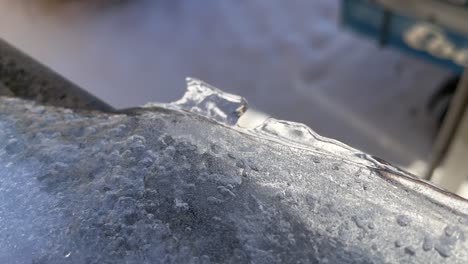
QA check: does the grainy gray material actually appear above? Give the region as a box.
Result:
[0,88,467,263]
[0,81,13,96]
[1,27,464,263]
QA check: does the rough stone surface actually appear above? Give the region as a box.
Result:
[0,81,13,96]
[0,38,114,111]
[0,96,467,263]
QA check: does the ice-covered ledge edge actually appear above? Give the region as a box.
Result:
[143,77,468,215]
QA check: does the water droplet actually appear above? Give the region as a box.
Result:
[5,138,20,154]
[422,236,434,251]
[210,144,221,154]
[207,196,224,204]
[444,225,456,237]
[352,216,366,229]
[217,186,236,197]
[404,246,416,256]
[241,169,249,178]
[363,183,370,191]
[249,164,259,172]
[174,198,189,210]
[396,215,411,227]
[201,255,211,264]
[434,243,452,258]
[459,217,468,225]
[170,78,248,126]
[235,160,245,169]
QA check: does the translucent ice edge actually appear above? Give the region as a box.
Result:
[148,78,409,175]
[146,78,468,213]
[246,117,411,176]
[144,78,248,127]
[247,118,468,213]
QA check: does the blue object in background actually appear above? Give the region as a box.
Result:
[341,0,468,74]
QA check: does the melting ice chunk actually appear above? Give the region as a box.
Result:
[161,78,409,177]
[250,118,421,181]
[172,78,248,126]
[253,118,360,157]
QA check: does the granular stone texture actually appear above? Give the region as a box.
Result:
[0,96,467,263]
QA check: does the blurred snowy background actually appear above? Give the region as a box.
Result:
[0,1,455,178]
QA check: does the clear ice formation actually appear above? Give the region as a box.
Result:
[251,117,369,164]
[167,79,468,213]
[165,79,414,178]
[170,78,248,126]
[165,78,382,166]
[1,78,468,263]
[146,78,468,213]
